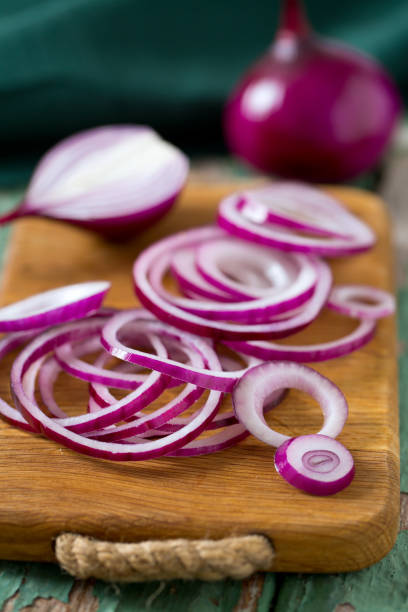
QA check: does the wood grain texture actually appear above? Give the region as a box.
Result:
[0,182,399,574]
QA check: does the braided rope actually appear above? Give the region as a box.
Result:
[55,533,274,582]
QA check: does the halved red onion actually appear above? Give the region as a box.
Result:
[327,285,395,320]
[232,362,348,448]
[0,282,110,332]
[225,318,376,362]
[101,310,264,391]
[218,192,376,257]
[5,126,188,239]
[274,435,355,495]
[133,227,332,339]
[236,183,362,239]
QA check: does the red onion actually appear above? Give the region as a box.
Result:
[327,285,395,320]
[0,282,110,332]
[150,239,317,323]
[171,248,237,303]
[232,362,348,448]
[224,0,401,182]
[235,182,369,239]
[133,226,332,339]
[218,191,375,257]
[101,310,263,391]
[0,126,188,239]
[274,435,355,495]
[225,318,376,363]
[194,237,316,302]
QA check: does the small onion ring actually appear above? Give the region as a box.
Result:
[327,284,395,320]
[232,362,348,447]
[274,434,355,496]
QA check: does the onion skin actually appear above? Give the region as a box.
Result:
[224,0,401,182]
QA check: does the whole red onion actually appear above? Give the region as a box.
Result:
[224,0,401,182]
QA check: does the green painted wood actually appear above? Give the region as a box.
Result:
[0,561,74,610]
[256,574,277,612]
[11,563,73,610]
[0,561,27,606]
[273,532,408,612]
[92,579,242,612]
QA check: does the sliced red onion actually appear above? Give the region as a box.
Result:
[85,341,208,441]
[327,285,395,320]
[9,126,189,239]
[55,336,148,389]
[236,183,361,239]
[11,352,222,462]
[232,362,348,448]
[10,318,169,434]
[0,282,110,332]
[101,310,264,391]
[225,318,376,362]
[133,227,332,339]
[166,424,250,456]
[195,237,307,299]
[38,356,71,418]
[149,241,317,323]
[274,435,355,495]
[171,248,237,303]
[218,193,376,257]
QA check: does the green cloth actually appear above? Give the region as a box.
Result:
[0,0,407,185]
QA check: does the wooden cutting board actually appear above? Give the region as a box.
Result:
[0,182,399,573]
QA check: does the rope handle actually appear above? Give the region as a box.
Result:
[55,533,274,582]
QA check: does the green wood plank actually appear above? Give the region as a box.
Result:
[273,532,408,612]
[92,578,242,611]
[11,562,73,610]
[0,561,27,606]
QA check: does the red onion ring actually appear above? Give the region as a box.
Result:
[84,342,208,441]
[236,183,362,239]
[149,242,317,323]
[327,285,395,320]
[195,237,316,301]
[101,310,263,391]
[55,335,149,389]
[233,362,348,447]
[10,318,169,434]
[171,247,237,303]
[133,227,332,340]
[218,193,376,257]
[274,434,355,496]
[225,318,376,362]
[11,350,222,462]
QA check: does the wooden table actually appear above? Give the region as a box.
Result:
[0,151,407,611]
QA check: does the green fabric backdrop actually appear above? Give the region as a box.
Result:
[0,0,407,184]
